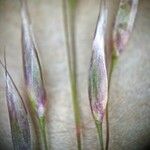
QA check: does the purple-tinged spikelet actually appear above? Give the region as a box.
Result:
[113,0,139,56]
[20,0,47,118]
[0,58,31,150]
[88,1,108,123]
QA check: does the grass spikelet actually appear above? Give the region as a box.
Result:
[106,1,139,149]
[88,0,108,149]
[113,0,139,56]
[20,0,48,149]
[0,54,31,150]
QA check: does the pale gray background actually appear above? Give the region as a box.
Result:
[0,0,150,149]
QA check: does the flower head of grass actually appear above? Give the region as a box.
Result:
[113,0,139,56]
[20,0,48,149]
[88,0,108,123]
[0,55,31,150]
[20,0,47,119]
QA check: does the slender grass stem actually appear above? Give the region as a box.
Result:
[38,117,48,150]
[95,121,104,150]
[62,1,82,150]
[69,6,82,150]
[105,104,109,150]
[105,54,117,150]
[71,75,82,150]
[62,0,72,73]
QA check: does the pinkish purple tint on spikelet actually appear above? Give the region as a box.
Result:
[0,59,31,150]
[92,101,104,121]
[20,0,47,118]
[113,0,139,56]
[88,1,108,123]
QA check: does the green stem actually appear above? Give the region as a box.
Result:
[105,104,109,150]
[62,1,82,150]
[38,117,48,150]
[95,121,104,150]
[69,7,82,150]
[71,74,82,150]
[105,54,117,150]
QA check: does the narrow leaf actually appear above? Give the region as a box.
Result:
[0,58,31,150]
[113,0,139,55]
[20,0,47,118]
[88,1,108,123]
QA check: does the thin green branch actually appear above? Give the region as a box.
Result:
[95,121,104,150]
[105,54,117,150]
[62,0,82,149]
[38,117,48,150]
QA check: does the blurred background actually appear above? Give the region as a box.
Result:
[0,0,150,149]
